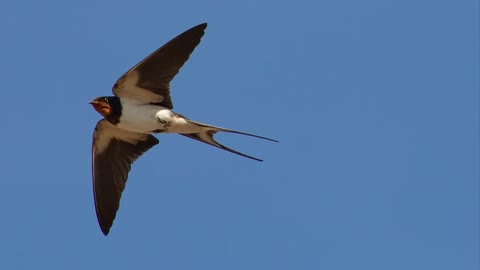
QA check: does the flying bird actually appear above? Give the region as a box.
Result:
[89,23,277,235]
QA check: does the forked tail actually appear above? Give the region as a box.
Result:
[180,120,278,162]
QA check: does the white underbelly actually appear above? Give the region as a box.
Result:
[116,99,201,134]
[117,100,167,133]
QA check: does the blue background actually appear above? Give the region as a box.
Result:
[0,0,478,269]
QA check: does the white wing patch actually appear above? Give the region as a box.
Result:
[115,70,165,104]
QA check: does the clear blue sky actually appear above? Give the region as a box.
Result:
[0,1,478,269]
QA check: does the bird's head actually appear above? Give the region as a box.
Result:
[89,97,112,117]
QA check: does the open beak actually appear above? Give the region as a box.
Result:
[89,100,111,117]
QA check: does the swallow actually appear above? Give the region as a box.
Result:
[89,23,277,235]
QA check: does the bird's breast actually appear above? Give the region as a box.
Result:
[116,100,169,134]
[115,99,203,135]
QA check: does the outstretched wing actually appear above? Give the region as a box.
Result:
[112,23,207,109]
[91,119,159,235]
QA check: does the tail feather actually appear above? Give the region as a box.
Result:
[216,129,279,143]
[181,120,278,162]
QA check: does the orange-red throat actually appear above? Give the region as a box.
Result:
[89,98,111,117]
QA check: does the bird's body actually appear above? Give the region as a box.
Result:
[89,23,277,235]
[115,98,196,134]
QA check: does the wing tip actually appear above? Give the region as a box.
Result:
[101,226,111,236]
[188,22,207,34]
[96,213,113,236]
[197,22,208,29]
